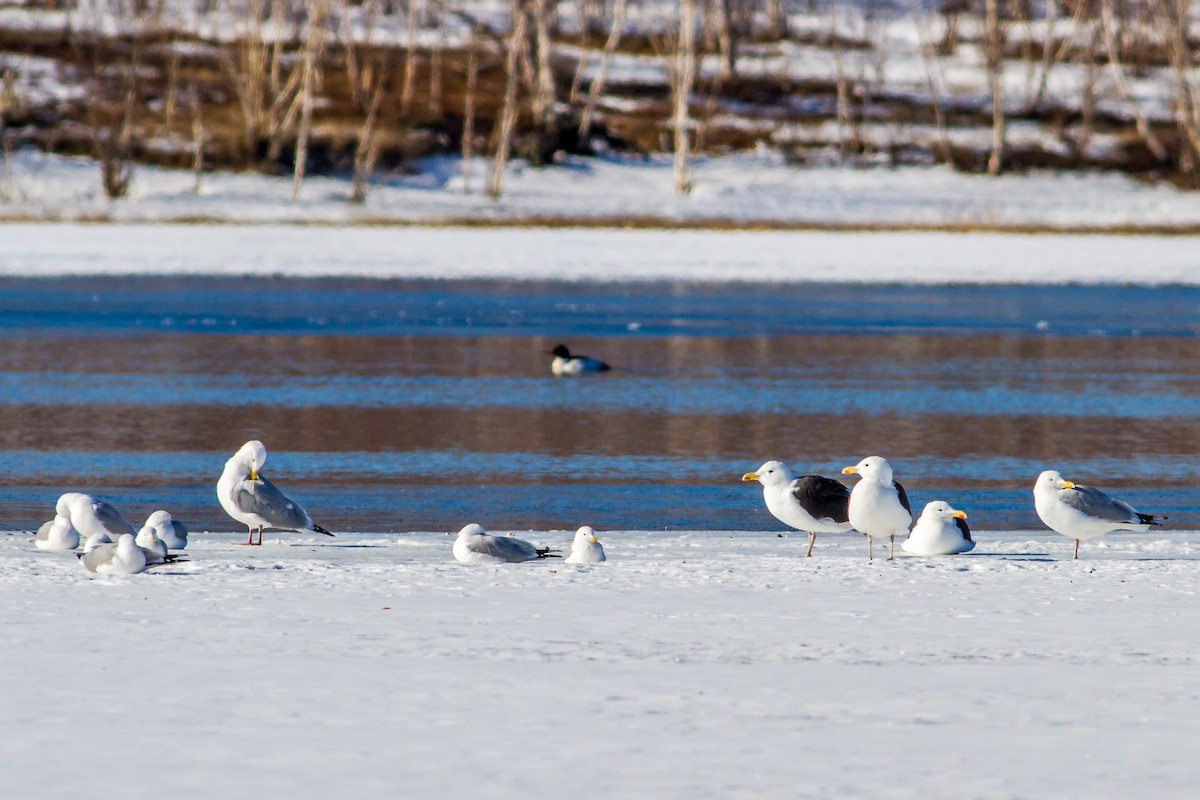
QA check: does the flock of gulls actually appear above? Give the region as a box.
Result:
[743,458,1165,561]
[25,344,1168,573]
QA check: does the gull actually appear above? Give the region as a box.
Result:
[136,526,169,564]
[564,526,606,564]
[59,492,137,541]
[35,496,82,550]
[842,456,912,561]
[1033,469,1166,559]
[452,524,559,564]
[549,344,611,376]
[143,510,188,550]
[217,440,334,545]
[902,501,974,556]
[79,534,148,575]
[742,460,853,557]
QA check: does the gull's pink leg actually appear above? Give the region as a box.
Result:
[245,527,254,545]
[888,534,895,561]
[1074,538,1080,560]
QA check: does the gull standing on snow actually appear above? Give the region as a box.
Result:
[142,510,188,549]
[742,461,853,557]
[452,524,559,564]
[902,501,974,556]
[35,495,82,550]
[842,456,912,561]
[217,440,334,545]
[564,526,606,564]
[549,344,611,376]
[78,534,148,575]
[1033,470,1165,559]
[58,492,137,541]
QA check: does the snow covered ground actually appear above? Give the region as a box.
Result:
[3,219,1200,284]
[3,527,1199,799]
[6,149,1200,231]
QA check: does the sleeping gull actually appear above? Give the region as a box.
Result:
[142,510,188,550]
[452,524,559,564]
[217,440,334,545]
[549,344,611,376]
[60,492,137,541]
[1033,470,1165,559]
[842,456,912,561]
[742,460,853,557]
[902,501,974,556]
[564,526,606,564]
[35,496,82,550]
[78,534,148,575]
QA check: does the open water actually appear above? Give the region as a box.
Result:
[1,275,1197,533]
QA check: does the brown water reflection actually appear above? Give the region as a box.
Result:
[2,331,1197,530]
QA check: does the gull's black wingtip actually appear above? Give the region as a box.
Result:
[313,524,335,536]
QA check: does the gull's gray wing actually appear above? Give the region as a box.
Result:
[170,520,189,539]
[1061,485,1150,524]
[232,476,313,531]
[94,502,136,536]
[468,534,542,563]
[79,544,117,573]
[563,540,575,560]
[954,517,972,542]
[791,476,850,523]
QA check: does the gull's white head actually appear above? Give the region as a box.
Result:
[115,533,138,554]
[136,526,159,544]
[145,509,173,526]
[842,456,894,484]
[457,523,487,539]
[1036,470,1075,492]
[574,525,599,544]
[920,500,967,522]
[230,440,268,480]
[741,460,795,488]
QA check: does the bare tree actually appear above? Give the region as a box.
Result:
[488,0,530,198]
[984,0,1006,175]
[672,0,698,194]
[1099,0,1168,163]
[462,45,479,193]
[190,82,205,195]
[217,0,306,171]
[578,0,628,139]
[343,0,394,204]
[292,0,333,202]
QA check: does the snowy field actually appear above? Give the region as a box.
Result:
[7,149,1200,232]
[4,526,1200,799]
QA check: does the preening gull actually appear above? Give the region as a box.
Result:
[742,461,853,557]
[452,524,559,564]
[79,534,148,575]
[1033,470,1165,559]
[564,526,606,564]
[842,456,912,561]
[143,510,188,549]
[59,492,137,541]
[549,344,611,376]
[217,440,334,545]
[902,501,974,556]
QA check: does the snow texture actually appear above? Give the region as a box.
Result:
[2,527,1198,799]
